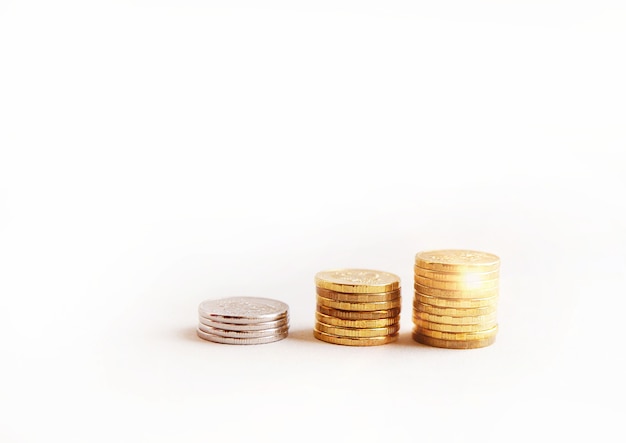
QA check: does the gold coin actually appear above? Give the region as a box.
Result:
[315,311,400,328]
[315,321,400,338]
[314,329,399,346]
[414,265,499,282]
[316,286,401,303]
[414,291,499,308]
[415,250,500,272]
[413,309,497,325]
[317,305,401,320]
[414,325,498,341]
[317,295,402,312]
[413,318,497,333]
[413,283,500,299]
[415,275,498,291]
[315,269,401,294]
[414,282,499,299]
[412,331,496,349]
[413,300,497,317]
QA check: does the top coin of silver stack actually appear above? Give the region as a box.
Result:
[197,297,289,345]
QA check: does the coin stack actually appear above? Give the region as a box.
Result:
[314,269,401,346]
[412,250,500,349]
[197,296,289,345]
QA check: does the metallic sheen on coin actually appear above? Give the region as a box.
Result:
[198,297,289,324]
[197,323,289,339]
[316,304,401,320]
[415,250,500,272]
[198,317,289,332]
[196,328,288,345]
[315,269,401,294]
[313,329,399,346]
[412,331,496,349]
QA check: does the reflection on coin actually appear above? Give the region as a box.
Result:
[315,269,401,294]
[413,309,498,325]
[415,275,498,291]
[414,266,499,282]
[414,291,499,308]
[413,318,497,333]
[413,282,499,299]
[197,323,289,338]
[317,304,401,320]
[315,321,400,338]
[196,328,288,345]
[198,317,289,331]
[316,295,401,312]
[198,297,289,324]
[315,311,400,328]
[413,300,497,317]
[412,331,496,349]
[415,325,498,341]
[313,329,399,346]
[316,286,401,302]
[415,250,500,272]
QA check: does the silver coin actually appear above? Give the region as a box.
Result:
[198,316,289,331]
[197,323,289,338]
[196,328,288,345]
[198,297,289,324]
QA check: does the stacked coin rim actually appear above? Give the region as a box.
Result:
[197,297,290,345]
[412,250,500,349]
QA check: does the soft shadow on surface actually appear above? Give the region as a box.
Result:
[178,326,202,342]
[395,330,422,347]
[285,327,318,343]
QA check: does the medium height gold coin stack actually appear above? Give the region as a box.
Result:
[412,250,500,349]
[314,269,401,346]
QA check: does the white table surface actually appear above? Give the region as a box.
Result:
[1,1,625,442]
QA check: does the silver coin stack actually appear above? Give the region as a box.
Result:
[197,297,289,345]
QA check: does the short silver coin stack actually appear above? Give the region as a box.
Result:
[197,297,289,345]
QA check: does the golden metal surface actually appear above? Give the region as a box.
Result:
[415,250,500,272]
[413,300,497,317]
[413,291,499,308]
[314,329,399,346]
[316,304,401,320]
[315,269,401,294]
[412,331,496,349]
[415,275,498,291]
[316,286,401,303]
[316,295,401,312]
[415,325,498,341]
[414,265,499,282]
[315,321,400,338]
[413,309,498,325]
[414,282,499,299]
[413,318,497,333]
[315,311,400,328]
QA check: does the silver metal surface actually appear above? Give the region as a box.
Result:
[197,322,289,338]
[198,316,289,331]
[198,297,289,324]
[196,328,288,345]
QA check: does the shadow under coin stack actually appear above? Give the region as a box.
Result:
[412,250,500,349]
[314,269,401,346]
[197,296,289,345]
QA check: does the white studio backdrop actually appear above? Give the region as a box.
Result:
[1,1,625,442]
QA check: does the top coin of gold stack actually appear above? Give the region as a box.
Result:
[412,250,500,349]
[314,269,401,346]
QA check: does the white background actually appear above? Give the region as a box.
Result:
[1,1,625,442]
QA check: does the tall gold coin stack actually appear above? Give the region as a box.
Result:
[314,269,402,346]
[412,250,500,349]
